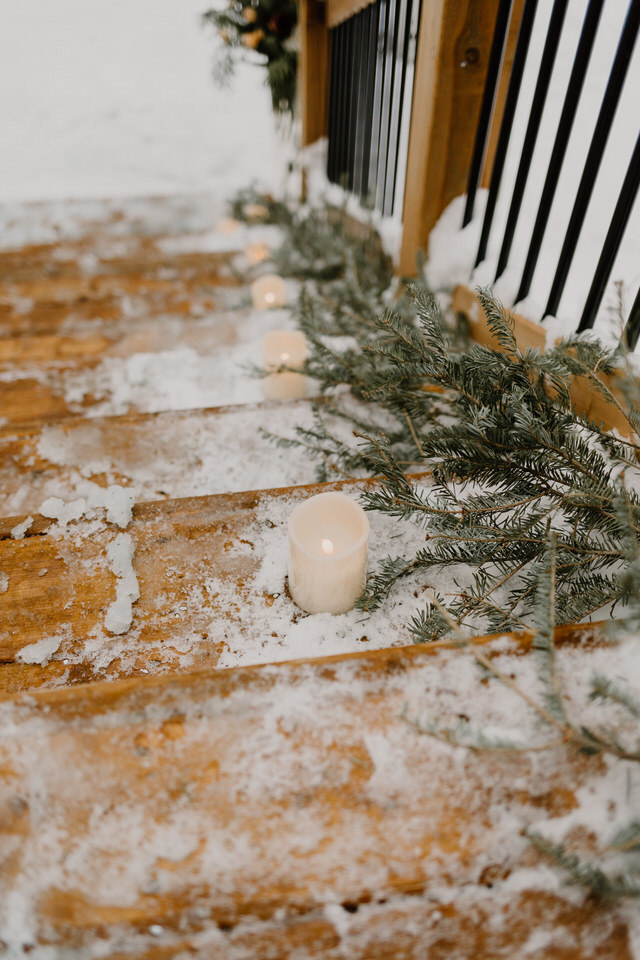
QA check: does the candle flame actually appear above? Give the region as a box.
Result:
[265,292,276,305]
[280,351,290,362]
[320,538,335,555]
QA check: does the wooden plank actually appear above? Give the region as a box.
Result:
[399,0,502,275]
[326,0,375,30]
[0,479,388,699]
[0,239,237,286]
[0,400,317,517]
[0,286,221,340]
[452,284,637,439]
[299,0,329,146]
[0,309,253,425]
[0,627,628,956]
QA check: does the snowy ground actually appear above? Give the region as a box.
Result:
[0,0,287,204]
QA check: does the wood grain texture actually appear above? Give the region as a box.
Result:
[0,310,249,425]
[399,0,501,274]
[0,628,629,957]
[299,0,329,146]
[0,479,390,698]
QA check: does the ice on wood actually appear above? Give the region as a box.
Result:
[104,533,140,636]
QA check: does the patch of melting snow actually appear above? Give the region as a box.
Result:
[40,484,134,529]
[10,516,34,539]
[104,533,140,635]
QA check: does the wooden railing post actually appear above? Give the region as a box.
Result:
[398,0,505,275]
[298,0,329,148]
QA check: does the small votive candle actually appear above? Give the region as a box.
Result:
[217,217,240,234]
[288,492,370,615]
[251,273,287,310]
[262,330,307,400]
[244,202,270,222]
[245,242,271,266]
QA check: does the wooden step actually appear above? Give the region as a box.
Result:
[0,309,247,365]
[0,306,284,425]
[0,250,240,301]
[0,400,319,517]
[0,284,224,339]
[0,628,626,958]
[0,478,405,700]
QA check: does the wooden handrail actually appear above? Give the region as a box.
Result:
[326,0,375,29]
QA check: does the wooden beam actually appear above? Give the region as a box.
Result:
[298,0,329,147]
[399,0,503,275]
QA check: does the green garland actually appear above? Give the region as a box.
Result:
[233,189,640,900]
[203,0,298,115]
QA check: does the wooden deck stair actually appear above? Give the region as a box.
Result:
[0,198,633,958]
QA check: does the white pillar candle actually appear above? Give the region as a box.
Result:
[288,492,369,614]
[262,330,307,400]
[251,273,287,310]
[243,202,270,222]
[245,242,271,265]
[217,217,240,234]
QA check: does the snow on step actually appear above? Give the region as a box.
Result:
[0,633,632,957]
[0,306,302,425]
[0,479,436,699]
[0,401,325,516]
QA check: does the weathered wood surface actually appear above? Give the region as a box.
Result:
[0,479,388,699]
[299,0,329,147]
[0,308,261,425]
[452,284,636,438]
[0,239,239,341]
[0,400,317,516]
[399,0,503,273]
[0,628,630,958]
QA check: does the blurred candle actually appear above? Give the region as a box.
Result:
[288,492,369,614]
[262,330,307,400]
[244,202,270,222]
[251,273,287,310]
[217,217,240,234]
[245,242,271,265]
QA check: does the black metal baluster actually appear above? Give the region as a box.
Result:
[327,28,339,182]
[354,6,372,196]
[515,0,604,303]
[338,19,354,187]
[475,0,539,268]
[622,284,640,350]
[368,0,389,200]
[389,0,418,214]
[346,13,361,190]
[360,2,380,203]
[376,0,398,211]
[463,0,514,227]
[383,0,410,215]
[494,0,569,281]
[331,23,345,184]
[543,0,640,320]
[577,130,640,332]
